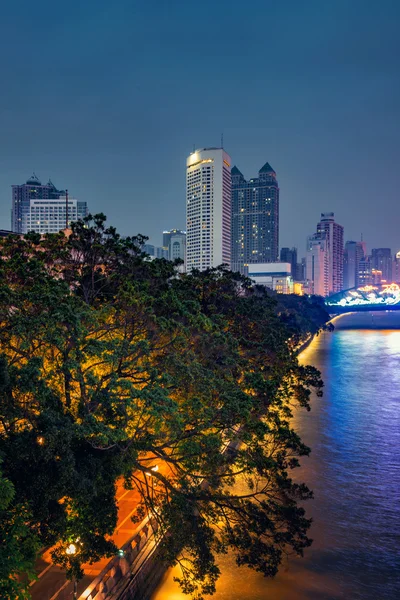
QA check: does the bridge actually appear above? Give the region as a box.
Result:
[325,283,400,314]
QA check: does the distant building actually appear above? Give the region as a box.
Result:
[392,251,400,283]
[0,229,13,237]
[306,234,330,296]
[162,229,186,261]
[371,248,392,282]
[316,213,344,293]
[186,148,231,272]
[280,247,297,278]
[231,162,279,274]
[24,196,87,235]
[358,257,372,286]
[248,262,293,294]
[11,174,87,235]
[142,244,169,259]
[343,241,366,289]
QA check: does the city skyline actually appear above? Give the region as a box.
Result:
[1,1,399,252]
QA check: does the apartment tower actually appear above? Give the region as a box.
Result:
[186,148,231,272]
[231,162,279,274]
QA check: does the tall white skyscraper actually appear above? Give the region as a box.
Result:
[186,148,231,272]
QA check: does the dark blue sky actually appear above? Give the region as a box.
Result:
[1,0,399,254]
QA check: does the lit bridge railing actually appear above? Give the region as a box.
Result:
[325,283,400,314]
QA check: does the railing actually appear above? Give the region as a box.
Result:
[78,514,162,600]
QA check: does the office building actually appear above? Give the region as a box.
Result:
[306,234,330,296]
[343,241,366,289]
[11,174,87,235]
[23,196,87,235]
[142,244,169,259]
[186,148,231,272]
[248,262,293,294]
[12,175,64,233]
[280,247,297,278]
[316,213,344,293]
[371,248,392,282]
[162,229,186,261]
[231,162,279,274]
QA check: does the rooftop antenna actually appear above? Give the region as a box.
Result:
[65,189,69,230]
[361,232,363,242]
[192,144,195,153]
[221,132,224,148]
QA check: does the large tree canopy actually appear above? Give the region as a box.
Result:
[0,215,328,599]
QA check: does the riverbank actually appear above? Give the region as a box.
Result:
[152,326,400,599]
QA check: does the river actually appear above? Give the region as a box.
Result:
[152,323,400,599]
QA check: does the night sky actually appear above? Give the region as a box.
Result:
[1,0,399,256]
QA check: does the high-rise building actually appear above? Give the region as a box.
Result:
[371,248,392,282]
[280,247,297,278]
[162,229,186,261]
[11,174,87,234]
[231,162,279,274]
[316,213,344,293]
[343,241,366,289]
[12,175,64,233]
[306,234,330,296]
[392,251,400,283]
[24,197,88,235]
[186,148,231,272]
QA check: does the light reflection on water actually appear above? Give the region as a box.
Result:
[152,329,400,599]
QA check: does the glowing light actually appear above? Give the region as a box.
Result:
[326,283,400,309]
[145,464,159,477]
[66,544,77,555]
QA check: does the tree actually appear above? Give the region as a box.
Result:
[0,460,40,599]
[0,216,326,597]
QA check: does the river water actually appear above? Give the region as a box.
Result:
[152,326,400,600]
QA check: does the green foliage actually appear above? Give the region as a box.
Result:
[0,461,40,599]
[0,215,327,598]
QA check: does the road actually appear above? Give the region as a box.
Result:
[30,481,145,600]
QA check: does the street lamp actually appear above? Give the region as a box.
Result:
[66,543,78,600]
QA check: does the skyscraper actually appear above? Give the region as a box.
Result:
[316,213,344,293]
[231,162,279,274]
[343,241,366,289]
[306,234,330,296]
[280,247,297,278]
[186,148,231,272]
[11,174,87,234]
[371,248,392,282]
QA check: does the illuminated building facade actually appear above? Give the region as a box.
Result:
[231,162,279,274]
[371,248,392,282]
[186,148,231,272]
[248,262,293,294]
[316,212,344,293]
[306,234,330,296]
